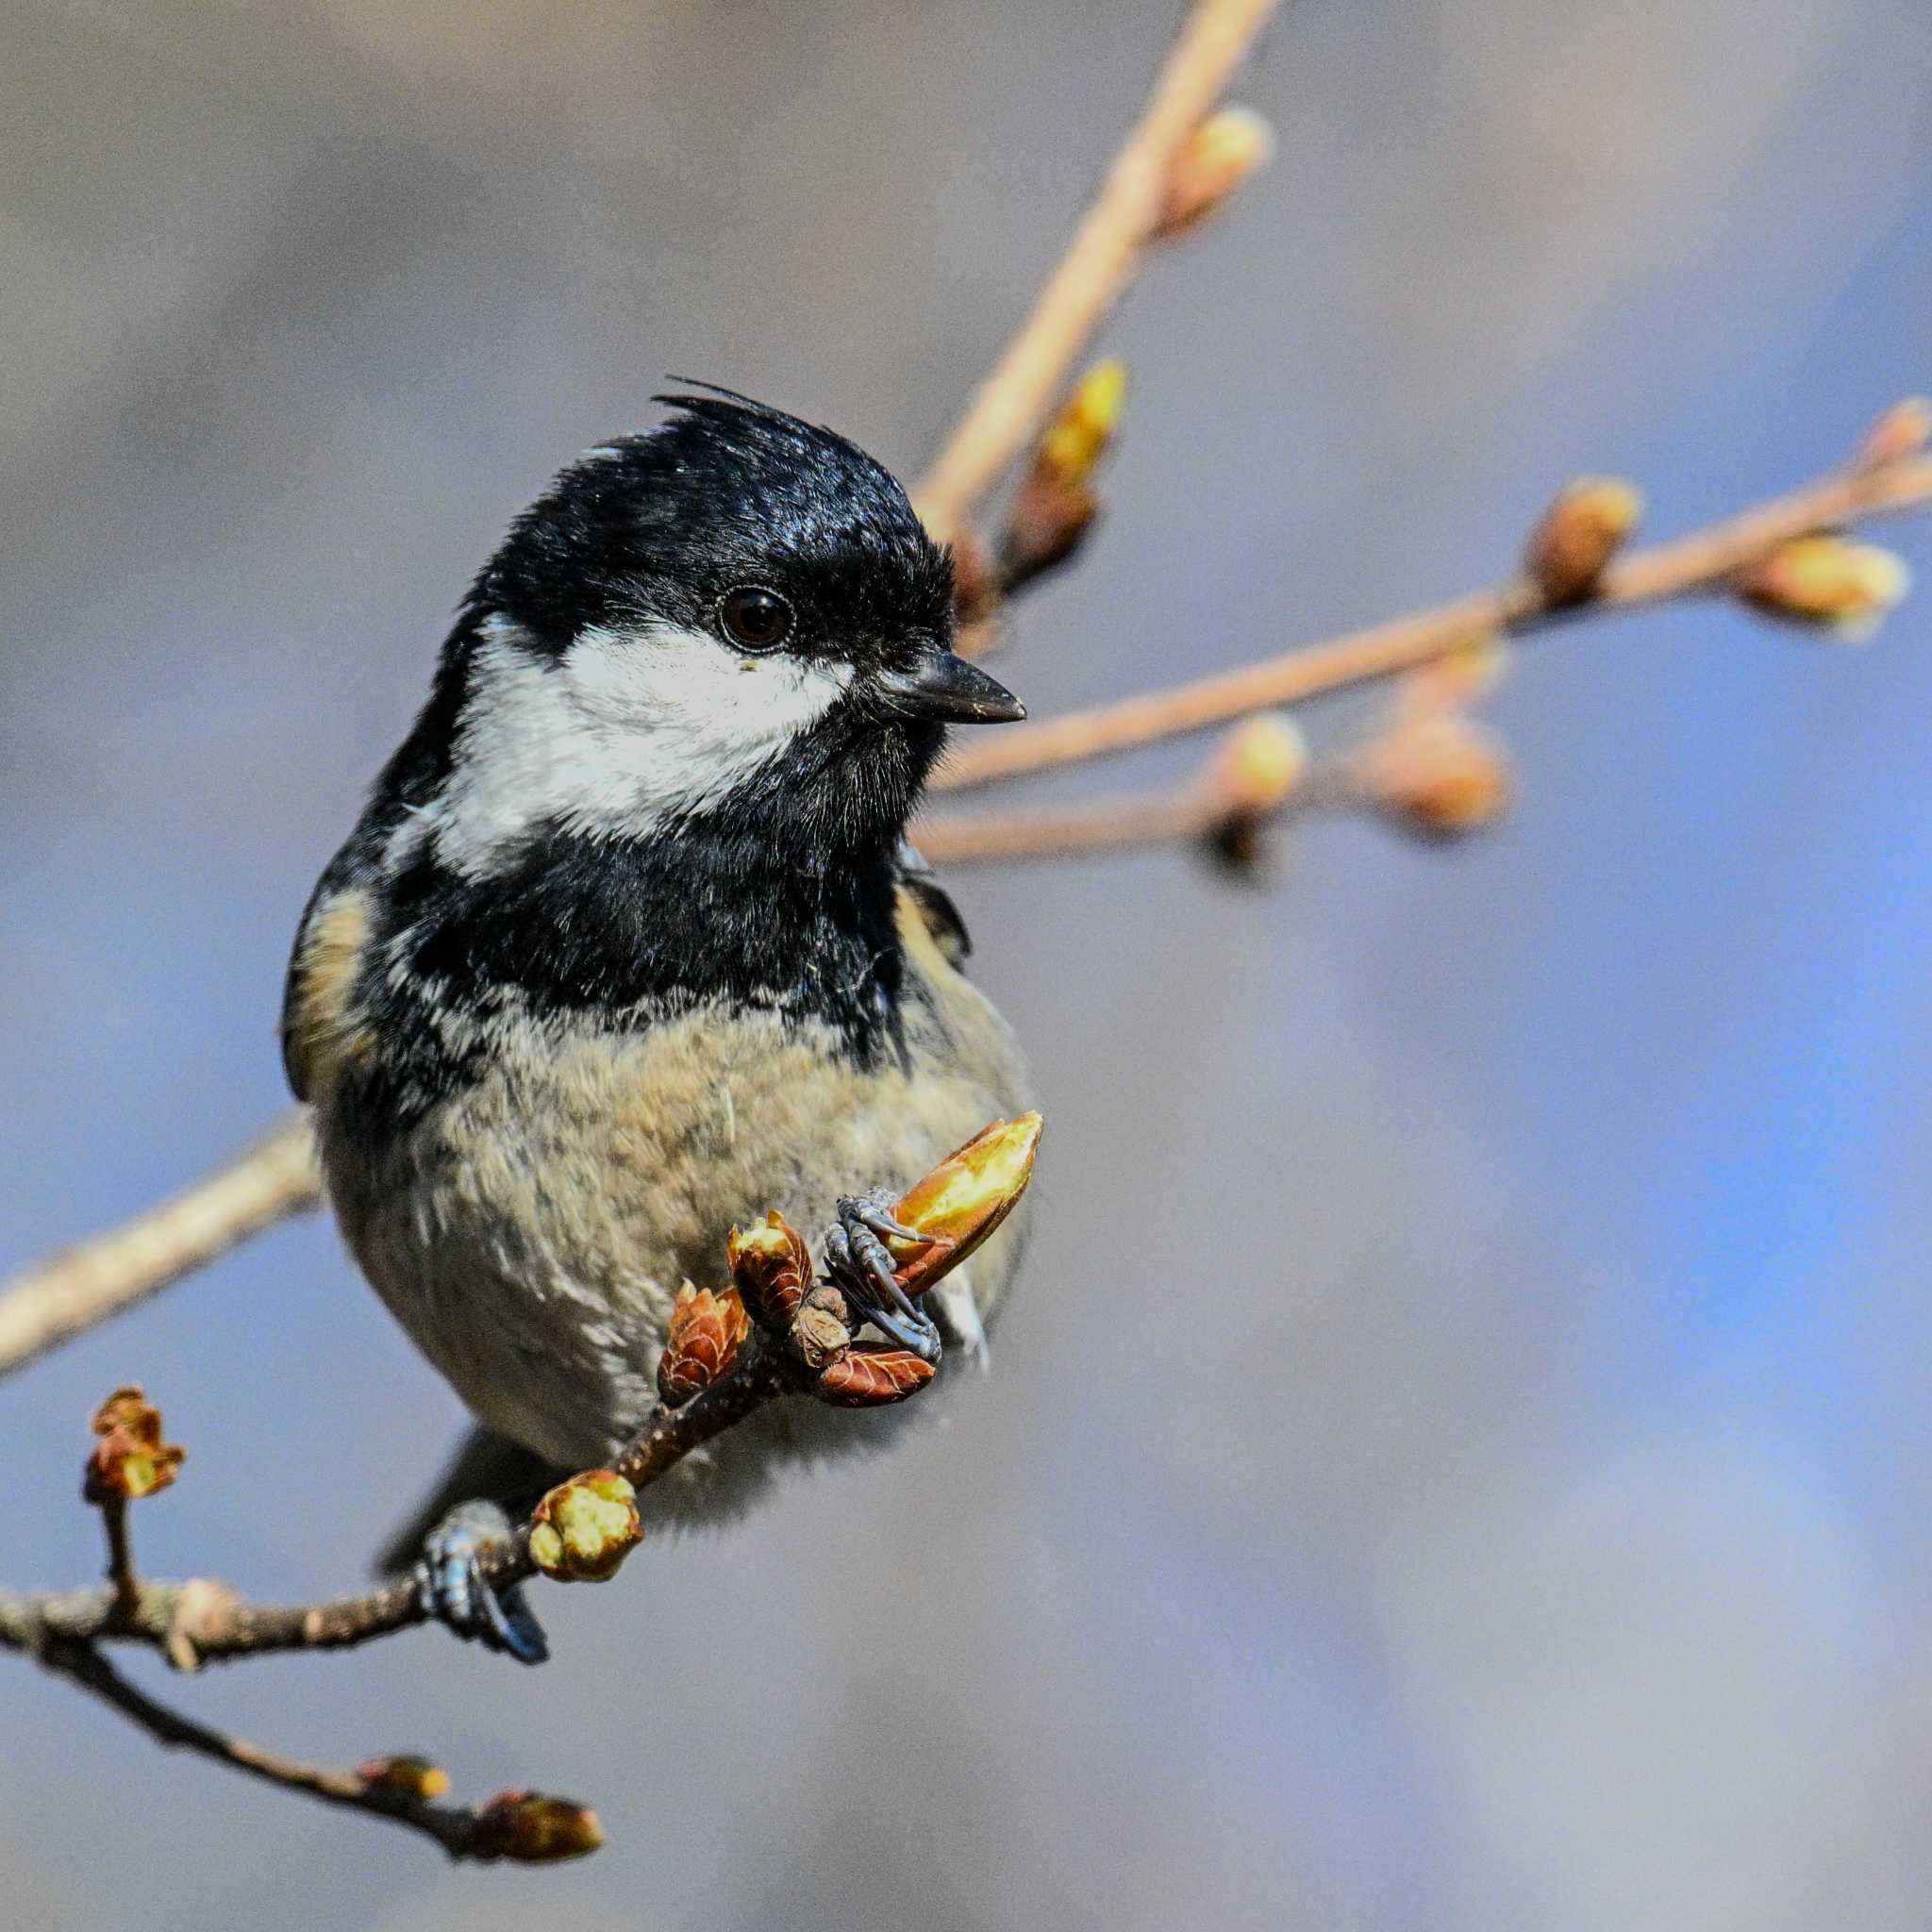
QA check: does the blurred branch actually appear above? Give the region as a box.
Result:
[3,1123,1040,1858]
[0,1112,319,1379]
[913,0,1281,540]
[931,448,1932,795]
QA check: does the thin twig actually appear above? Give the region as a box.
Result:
[33,1641,501,1860]
[913,768,1368,866]
[912,0,1281,539]
[0,1111,318,1379]
[98,1495,139,1624]
[931,453,1932,794]
[0,1350,797,1668]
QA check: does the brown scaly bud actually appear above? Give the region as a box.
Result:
[791,1284,853,1374]
[999,360,1126,591]
[1361,715,1515,841]
[949,523,1001,625]
[817,1344,938,1408]
[474,1790,605,1863]
[887,1112,1043,1297]
[356,1755,452,1802]
[1525,477,1643,604]
[1152,106,1275,242]
[528,1470,641,1584]
[83,1385,185,1503]
[999,472,1098,590]
[726,1211,814,1330]
[656,1282,751,1406]
[1736,534,1911,642]
[1852,396,1930,473]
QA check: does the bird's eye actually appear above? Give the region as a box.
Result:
[718,586,794,652]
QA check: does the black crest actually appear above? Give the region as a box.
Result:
[470,389,955,661]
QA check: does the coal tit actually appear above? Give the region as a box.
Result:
[282,393,1033,1660]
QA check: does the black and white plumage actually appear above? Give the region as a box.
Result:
[283,394,1033,1657]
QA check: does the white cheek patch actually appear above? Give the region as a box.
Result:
[426,613,853,875]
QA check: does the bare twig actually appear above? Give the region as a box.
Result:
[98,1495,139,1623]
[0,1111,318,1380]
[931,453,1932,794]
[0,1351,795,1668]
[33,1641,511,1860]
[912,0,1282,539]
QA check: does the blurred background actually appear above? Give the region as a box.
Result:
[5,1,1932,1926]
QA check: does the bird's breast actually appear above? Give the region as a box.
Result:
[316,908,1030,1464]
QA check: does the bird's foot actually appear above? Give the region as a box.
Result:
[413,1499,549,1665]
[824,1189,944,1365]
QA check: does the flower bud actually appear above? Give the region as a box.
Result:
[1853,397,1930,472]
[999,473,1099,590]
[528,1470,641,1584]
[1525,477,1642,603]
[656,1283,751,1406]
[475,1790,605,1863]
[726,1211,814,1329]
[1362,715,1514,841]
[1203,714,1307,820]
[887,1112,1043,1296]
[1153,106,1275,241]
[817,1344,938,1407]
[357,1755,451,1802]
[949,523,1000,625]
[83,1385,185,1503]
[1034,360,1126,492]
[997,361,1125,592]
[1736,534,1911,641]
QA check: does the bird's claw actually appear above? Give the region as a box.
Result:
[824,1189,944,1365]
[413,1499,549,1665]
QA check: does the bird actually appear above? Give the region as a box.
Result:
[280,391,1034,1662]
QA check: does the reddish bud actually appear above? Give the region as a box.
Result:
[83,1385,185,1503]
[726,1211,814,1329]
[475,1790,605,1863]
[657,1283,751,1406]
[817,1344,938,1407]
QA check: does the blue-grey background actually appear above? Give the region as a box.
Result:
[6,2,1932,1926]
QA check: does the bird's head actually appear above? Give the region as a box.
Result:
[426,391,1022,876]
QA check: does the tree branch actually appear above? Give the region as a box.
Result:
[0,1111,319,1380]
[0,1351,794,1668]
[912,0,1282,539]
[4,1131,1038,1857]
[930,451,1932,795]
[33,1641,522,1861]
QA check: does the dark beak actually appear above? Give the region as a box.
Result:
[875,650,1026,725]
